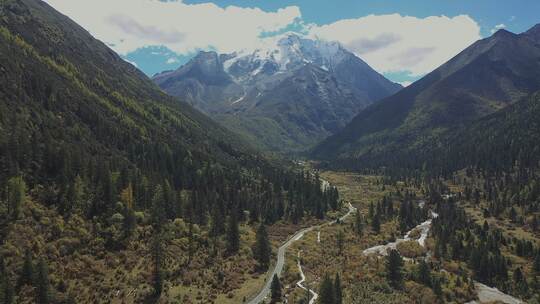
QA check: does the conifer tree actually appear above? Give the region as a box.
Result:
[1,257,13,304]
[253,223,271,271]
[18,249,33,288]
[210,207,225,237]
[226,212,240,254]
[371,212,380,234]
[3,278,14,304]
[354,209,364,236]
[35,259,50,304]
[385,249,404,289]
[513,267,528,296]
[534,253,540,274]
[336,230,345,255]
[270,274,282,303]
[120,183,136,237]
[151,185,166,232]
[151,232,164,297]
[6,176,25,220]
[318,273,335,304]
[416,260,431,287]
[334,273,343,304]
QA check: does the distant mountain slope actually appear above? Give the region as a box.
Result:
[153,34,401,153]
[0,0,332,217]
[0,2,343,302]
[312,25,540,164]
[0,0,256,173]
[433,90,540,174]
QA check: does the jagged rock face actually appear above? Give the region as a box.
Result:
[153,34,401,153]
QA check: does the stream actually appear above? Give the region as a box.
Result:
[362,204,523,304]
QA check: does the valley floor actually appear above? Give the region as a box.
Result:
[259,170,529,304]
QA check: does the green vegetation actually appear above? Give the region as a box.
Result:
[313,25,540,174]
[385,249,404,289]
[253,224,272,271]
[0,0,341,303]
[318,273,335,304]
[284,171,476,304]
[270,274,282,303]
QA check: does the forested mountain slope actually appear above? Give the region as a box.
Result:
[0,0,339,302]
[313,25,540,166]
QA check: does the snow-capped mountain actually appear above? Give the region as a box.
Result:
[222,35,348,82]
[153,34,402,153]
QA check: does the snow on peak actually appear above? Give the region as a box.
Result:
[221,33,350,80]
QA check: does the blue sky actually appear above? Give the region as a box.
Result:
[45,0,540,85]
[184,0,538,35]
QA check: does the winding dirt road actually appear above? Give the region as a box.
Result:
[247,202,356,304]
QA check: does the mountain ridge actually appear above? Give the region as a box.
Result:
[312,23,540,163]
[153,34,401,153]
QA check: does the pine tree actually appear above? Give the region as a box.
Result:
[513,267,528,296]
[210,206,225,237]
[354,209,364,236]
[253,223,271,271]
[226,212,240,254]
[151,185,166,231]
[1,256,13,304]
[371,212,380,234]
[121,183,136,237]
[35,259,50,304]
[18,249,33,288]
[368,202,374,219]
[432,277,443,297]
[534,253,540,274]
[151,232,164,297]
[334,273,343,304]
[385,249,404,289]
[72,175,85,212]
[270,274,282,303]
[416,260,431,287]
[3,278,14,304]
[6,176,26,220]
[318,273,335,304]
[336,230,345,255]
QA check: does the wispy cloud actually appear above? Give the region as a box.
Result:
[347,33,401,54]
[107,15,186,44]
[491,23,507,34]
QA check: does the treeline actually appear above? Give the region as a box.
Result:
[0,251,59,304]
[429,189,538,300]
[328,92,540,181]
[0,110,339,232]
[366,190,427,235]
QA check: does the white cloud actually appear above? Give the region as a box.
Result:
[307,14,481,76]
[166,57,179,64]
[398,81,412,87]
[43,0,301,55]
[43,1,482,78]
[490,23,506,34]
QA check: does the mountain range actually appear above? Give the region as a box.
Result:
[153,34,401,153]
[312,25,540,170]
